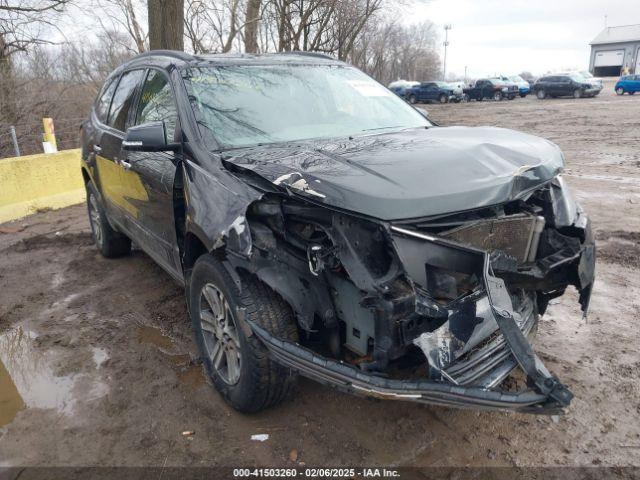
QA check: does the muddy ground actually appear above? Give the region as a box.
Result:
[1,79,639,469]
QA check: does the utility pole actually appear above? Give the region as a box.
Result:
[443,24,452,81]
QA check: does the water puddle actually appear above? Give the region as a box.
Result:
[0,326,107,428]
[137,324,174,352]
[136,324,206,390]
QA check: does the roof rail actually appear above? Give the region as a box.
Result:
[132,50,194,62]
[279,51,337,61]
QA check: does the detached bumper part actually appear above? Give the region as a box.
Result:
[248,320,560,413]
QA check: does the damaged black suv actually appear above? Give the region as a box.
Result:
[81,51,595,414]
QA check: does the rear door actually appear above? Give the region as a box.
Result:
[423,83,437,101]
[97,69,147,226]
[632,75,640,92]
[119,68,182,276]
[558,76,572,96]
[480,80,493,98]
[91,76,119,217]
[546,76,560,95]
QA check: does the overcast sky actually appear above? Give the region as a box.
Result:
[407,0,640,78]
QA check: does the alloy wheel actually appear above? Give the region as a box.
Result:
[199,283,242,385]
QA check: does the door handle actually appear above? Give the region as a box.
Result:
[120,160,132,170]
[93,145,102,153]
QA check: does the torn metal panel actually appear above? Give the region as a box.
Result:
[182,158,261,254]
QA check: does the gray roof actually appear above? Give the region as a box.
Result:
[591,24,640,45]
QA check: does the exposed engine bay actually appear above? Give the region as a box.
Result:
[222,172,595,413]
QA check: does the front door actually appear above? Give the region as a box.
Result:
[119,68,181,276]
[95,69,146,227]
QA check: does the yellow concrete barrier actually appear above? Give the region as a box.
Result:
[0,149,85,223]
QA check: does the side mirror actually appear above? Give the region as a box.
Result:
[122,121,179,152]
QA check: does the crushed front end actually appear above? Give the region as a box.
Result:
[226,173,595,414]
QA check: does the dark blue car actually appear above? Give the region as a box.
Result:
[615,75,640,95]
[405,81,458,104]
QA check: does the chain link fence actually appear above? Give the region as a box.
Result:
[0,116,87,159]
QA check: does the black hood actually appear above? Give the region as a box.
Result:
[222,126,564,220]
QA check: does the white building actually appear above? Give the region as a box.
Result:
[589,24,640,76]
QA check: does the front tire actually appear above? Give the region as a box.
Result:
[86,182,131,258]
[573,89,582,99]
[438,93,448,104]
[408,94,418,104]
[189,254,298,412]
[616,87,625,95]
[493,91,503,101]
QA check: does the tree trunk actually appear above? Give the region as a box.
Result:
[244,0,261,53]
[148,0,184,51]
[0,32,16,124]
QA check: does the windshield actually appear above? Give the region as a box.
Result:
[569,73,586,82]
[182,64,431,149]
[510,75,524,82]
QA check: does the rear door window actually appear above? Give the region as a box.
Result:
[95,78,118,124]
[108,69,146,132]
[134,69,178,142]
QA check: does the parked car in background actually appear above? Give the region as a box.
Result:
[615,75,640,95]
[405,81,461,104]
[464,78,518,101]
[509,75,531,97]
[578,71,604,90]
[533,74,600,99]
[559,71,603,96]
[447,81,466,96]
[388,80,419,98]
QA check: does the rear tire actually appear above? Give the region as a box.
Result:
[536,89,546,99]
[616,87,625,95]
[519,93,527,98]
[189,254,298,413]
[86,182,131,258]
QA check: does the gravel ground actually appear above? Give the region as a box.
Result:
[0,79,639,469]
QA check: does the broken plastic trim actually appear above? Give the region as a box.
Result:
[391,225,573,408]
[247,319,561,414]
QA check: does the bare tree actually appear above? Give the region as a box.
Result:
[0,0,73,123]
[92,0,147,53]
[243,0,260,52]
[148,0,183,50]
[185,0,260,54]
[350,19,440,85]
[0,0,71,57]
